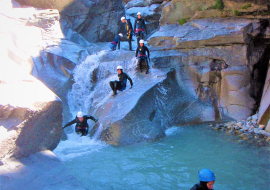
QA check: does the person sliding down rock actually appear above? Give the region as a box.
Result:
[63,111,98,136]
[134,12,147,47]
[109,65,133,96]
[135,39,150,74]
[121,16,133,51]
[190,169,216,190]
[110,33,123,51]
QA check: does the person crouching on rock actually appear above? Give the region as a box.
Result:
[135,39,150,74]
[109,65,133,96]
[190,169,215,190]
[110,33,123,51]
[63,111,98,136]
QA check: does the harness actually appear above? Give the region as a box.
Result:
[139,54,146,57]
[111,41,117,45]
[135,28,144,33]
[76,126,87,129]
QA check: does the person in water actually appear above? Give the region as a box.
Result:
[135,39,150,74]
[63,111,98,136]
[190,169,215,190]
[121,16,133,51]
[110,33,123,50]
[109,65,133,96]
[134,12,147,47]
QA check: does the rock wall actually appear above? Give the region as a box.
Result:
[0,3,90,159]
[14,0,125,42]
[148,18,270,120]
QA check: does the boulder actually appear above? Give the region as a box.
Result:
[149,18,255,49]
[258,60,270,131]
[0,68,62,159]
[160,0,216,25]
[14,0,125,43]
[0,150,86,190]
[60,0,125,42]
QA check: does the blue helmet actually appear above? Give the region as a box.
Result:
[198,169,216,182]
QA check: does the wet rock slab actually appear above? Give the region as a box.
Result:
[0,150,86,190]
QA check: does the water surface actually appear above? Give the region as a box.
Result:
[54,124,270,190]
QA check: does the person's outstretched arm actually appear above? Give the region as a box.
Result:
[143,19,147,34]
[86,115,98,123]
[63,119,76,129]
[135,47,139,57]
[127,74,133,87]
[146,46,150,58]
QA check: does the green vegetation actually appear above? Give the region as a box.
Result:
[178,18,187,25]
[211,0,224,11]
[234,10,241,16]
[241,3,252,9]
[198,7,203,11]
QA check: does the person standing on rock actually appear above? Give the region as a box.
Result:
[110,33,123,51]
[121,16,133,51]
[134,12,147,47]
[190,169,216,190]
[135,39,150,74]
[109,65,133,96]
[63,111,98,136]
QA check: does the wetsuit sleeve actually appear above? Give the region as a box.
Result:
[143,19,147,34]
[127,74,133,86]
[129,20,133,32]
[86,115,98,122]
[63,119,76,129]
[146,46,150,58]
[134,19,137,32]
[135,47,139,57]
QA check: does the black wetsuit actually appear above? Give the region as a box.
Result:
[125,19,133,50]
[63,115,97,136]
[134,18,147,47]
[110,34,121,50]
[135,45,150,73]
[190,182,210,190]
[109,71,133,95]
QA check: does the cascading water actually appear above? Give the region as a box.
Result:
[54,46,270,190]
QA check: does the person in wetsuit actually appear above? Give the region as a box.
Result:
[110,33,123,50]
[63,111,98,136]
[134,12,147,47]
[109,65,133,96]
[135,39,150,74]
[190,169,215,190]
[121,16,133,51]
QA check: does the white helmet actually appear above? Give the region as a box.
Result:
[119,33,123,38]
[121,16,126,21]
[117,65,123,70]
[137,12,141,16]
[139,39,144,44]
[77,111,83,118]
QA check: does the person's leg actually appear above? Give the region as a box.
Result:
[140,32,144,40]
[113,81,118,95]
[145,59,149,74]
[75,127,80,135]
[81,129,87,136]
[136,32,140,47]
[128,35,132,51]
[139,58,143,72]
[109,81,115,92]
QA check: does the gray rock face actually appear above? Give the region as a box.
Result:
[0,150,86,190]
[60,0,125,42]
[148,18,270,120]
[0,73,62,159]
